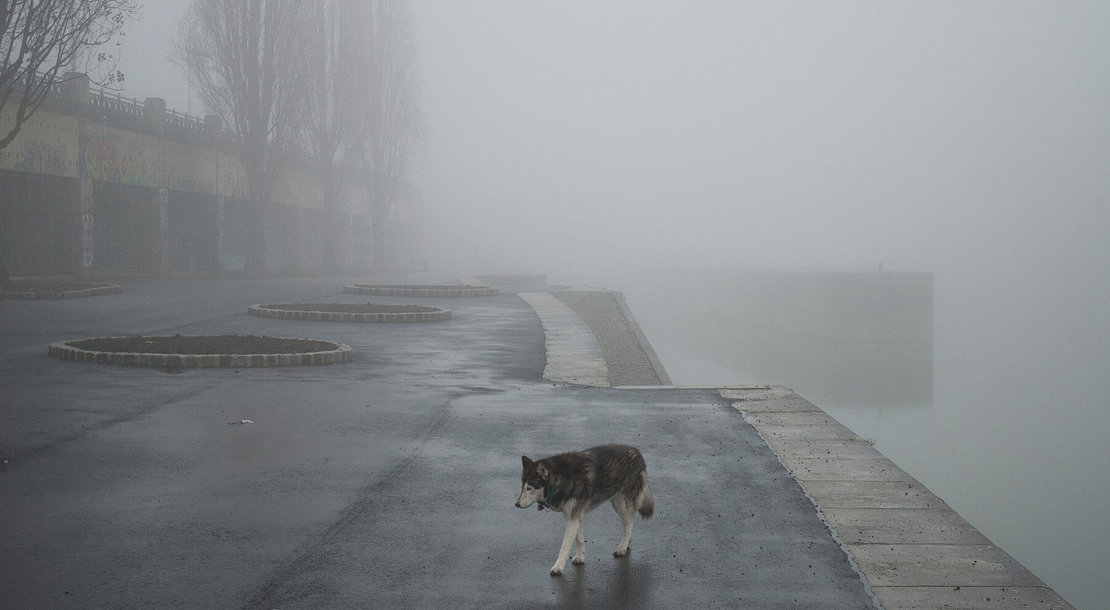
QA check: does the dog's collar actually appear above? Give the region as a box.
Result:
[539,481,556,510]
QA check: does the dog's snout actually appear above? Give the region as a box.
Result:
[515,501,523,508]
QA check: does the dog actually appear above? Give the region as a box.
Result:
[515,444,654,575]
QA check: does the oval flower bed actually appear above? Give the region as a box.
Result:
[48,334,352,368]
[248,302,451,322]
[1,280,123,300]
[343,283,497,297]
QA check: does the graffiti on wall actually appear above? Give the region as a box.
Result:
[81,127,157,185]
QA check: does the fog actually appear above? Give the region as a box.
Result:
[411,1,1109,281]
[120,1,1108,607]
[411,3,1109,607]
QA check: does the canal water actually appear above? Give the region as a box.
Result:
[559,266,1108,610]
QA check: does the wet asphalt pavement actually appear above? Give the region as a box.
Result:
[0,277,873,608]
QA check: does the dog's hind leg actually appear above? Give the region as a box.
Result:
[611,495,634,557]
[572,523,586,565]
[550,516,582,576]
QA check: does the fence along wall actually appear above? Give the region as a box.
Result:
[0,76,387,276]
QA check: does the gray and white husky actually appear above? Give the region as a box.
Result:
[515,444,654,575]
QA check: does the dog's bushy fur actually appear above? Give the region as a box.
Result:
[516,444,653,575]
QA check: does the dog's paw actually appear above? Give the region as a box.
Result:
[612,546,629,557]
[572,554,585,565]
[549,565,564,576]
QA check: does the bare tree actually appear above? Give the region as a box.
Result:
[1,0,137,283]
[353,0,420,271]
[0,0,137,150]
[303,1,362,275]
[174,0,311,275]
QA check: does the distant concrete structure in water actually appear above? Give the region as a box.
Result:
[678,269,933,406]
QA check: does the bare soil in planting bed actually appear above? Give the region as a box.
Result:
[264,302,437,313]
[69,335,337,355]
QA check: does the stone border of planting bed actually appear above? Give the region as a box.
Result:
[247,303,451,322]
[342,284,497,297]
[48,335,352,368]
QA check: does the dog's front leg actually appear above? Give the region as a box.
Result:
[572,522,586,565]
[550,516,581,576]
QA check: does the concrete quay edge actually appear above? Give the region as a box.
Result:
[519,289,1075,610]
[723,388,1074,610]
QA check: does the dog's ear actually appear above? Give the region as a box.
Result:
[521,455,533,470]
[536,462,549,480]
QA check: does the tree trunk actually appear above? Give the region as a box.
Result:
[0,248,9,285]
[245,162,268,276]
[370,202,387,272]
[369,170,390,271]
[318,167,340,275]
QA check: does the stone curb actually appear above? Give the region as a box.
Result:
[0,284,123,300]
[343,284,497,297]
[247,304,451,323]
[48,337,353,368]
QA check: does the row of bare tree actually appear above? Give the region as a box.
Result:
[176,0,419,275]
[0,0,419,281]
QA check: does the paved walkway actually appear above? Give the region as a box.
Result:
[0,276,873,608]
[525,287,1074,610]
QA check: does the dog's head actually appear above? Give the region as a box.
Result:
[515,455,549,509]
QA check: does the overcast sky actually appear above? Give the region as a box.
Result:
[119,1,1109,278]
[407,1,1110,277]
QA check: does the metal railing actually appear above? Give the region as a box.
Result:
[165,108,206,140]
[10,67,211,141]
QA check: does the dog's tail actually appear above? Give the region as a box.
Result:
[637,474,654,519]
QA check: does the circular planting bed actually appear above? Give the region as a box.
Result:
[248,302,451,322]
[1,280,122,300]
[49,334,352,368]
[343,283,497,297]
